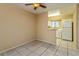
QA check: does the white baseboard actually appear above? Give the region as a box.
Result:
[0,39,35,54]
[36,39,56,45]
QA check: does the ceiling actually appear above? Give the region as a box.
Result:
[15,3,75,14]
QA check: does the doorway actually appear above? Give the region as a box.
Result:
[56,19,73,49]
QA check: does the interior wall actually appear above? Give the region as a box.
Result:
[0,4,78,52]
[36,12,56,45]
[77,4,79,48]
[62,4,78,49]
[72,4,77,49]
[0,4,36,51]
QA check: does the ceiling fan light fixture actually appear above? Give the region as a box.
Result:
[33,3,40,8]
[25,3,47,10]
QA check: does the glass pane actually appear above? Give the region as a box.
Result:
[51,21,55,27]
[55,21,60,27]
[48,20,61,29]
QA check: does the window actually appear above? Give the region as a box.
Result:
[48,20,61,29]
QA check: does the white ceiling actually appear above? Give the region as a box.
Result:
[15,3,75,14]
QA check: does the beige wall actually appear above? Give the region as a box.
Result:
[0,4,36,51]
[0,4,78,52]
[71,4,77,49]
[77,4,79,48]
[36,12,56,45]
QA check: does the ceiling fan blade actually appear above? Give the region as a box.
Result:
[40,4,47,8]
[25,3,33,6]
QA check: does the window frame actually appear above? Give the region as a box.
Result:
[48,20,61,29]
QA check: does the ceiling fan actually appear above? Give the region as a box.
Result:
[25,3,47,10]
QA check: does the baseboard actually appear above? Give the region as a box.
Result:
[0,39,35,54]
[36,39,56,45]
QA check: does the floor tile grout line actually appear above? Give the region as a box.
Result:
[27,41,53,56]
[15,50,23,56]
[1,40,70,56]
[0,40,37,56]
[53,39,62,56]
[18,43,42,55]
[15,43,37,56]
[2,41,43,56]
[61,39,68,56]
[27,46,42,55]
[61,41,68,56]
[67,41,68,56]
[53,44,60,56]
[40,45,51,56]
[62,39,69,55]
[26,42,47,56]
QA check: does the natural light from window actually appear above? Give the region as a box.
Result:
[48,20,61,29]
[48,10,61,29]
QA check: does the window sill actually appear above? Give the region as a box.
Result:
[48,28,57,31]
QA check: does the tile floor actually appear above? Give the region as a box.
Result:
[0,40,79,56]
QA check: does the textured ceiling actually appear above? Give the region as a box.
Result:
[15,3,75,14]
